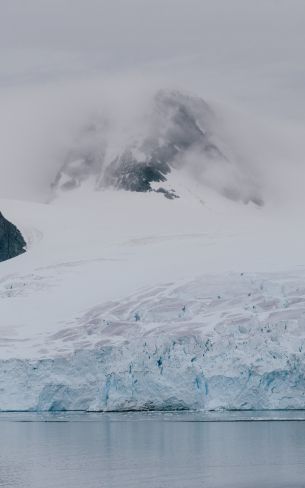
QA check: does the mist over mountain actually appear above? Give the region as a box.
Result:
[51,89,263,206]
[1,75,304,211]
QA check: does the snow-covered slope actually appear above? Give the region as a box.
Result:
[1,89,305,411]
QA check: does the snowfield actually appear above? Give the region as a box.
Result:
[1,178,305,411]
[1,87,305,412]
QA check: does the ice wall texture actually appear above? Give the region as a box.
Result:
[1,273,305,412]
[1,336,304,412]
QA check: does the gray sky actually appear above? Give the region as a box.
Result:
[1,0,305,119]
[1,0,305,201]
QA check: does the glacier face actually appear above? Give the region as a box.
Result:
[1,272,305,412]
[1,335,305,412]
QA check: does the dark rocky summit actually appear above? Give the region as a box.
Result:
[52,89,264,206]
[53,90,222,200]
[102,91,222,197]
[0,212,26,262]
[103,150,171,193]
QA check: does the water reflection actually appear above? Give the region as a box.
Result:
[0,413,305,487]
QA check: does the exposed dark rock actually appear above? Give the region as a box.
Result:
[52,89,264,205]
[103,150,171,193]
[154,188,179,200]
[102,91,226,198]
[0,212,26,262]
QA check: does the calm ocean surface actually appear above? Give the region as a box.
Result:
[0,411,305,488]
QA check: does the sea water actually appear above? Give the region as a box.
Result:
[0,411,305,487]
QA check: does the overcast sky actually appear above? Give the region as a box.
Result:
[1,0,305,119]
[0,0,305,201]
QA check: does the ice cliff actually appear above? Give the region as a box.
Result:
[1,272,305,412]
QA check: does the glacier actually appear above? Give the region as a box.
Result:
[1,271,305,412]
[1,88,305,412]
[2,336,305,412]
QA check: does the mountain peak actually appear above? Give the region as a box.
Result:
[52,89,263,206]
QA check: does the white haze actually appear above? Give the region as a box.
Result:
[1,0,305,209]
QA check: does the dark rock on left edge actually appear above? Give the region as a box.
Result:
[0,212,26,262]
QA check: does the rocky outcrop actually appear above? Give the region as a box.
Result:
[52,89,264,205]
[0,212,26,262]
[101,91,222,197]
